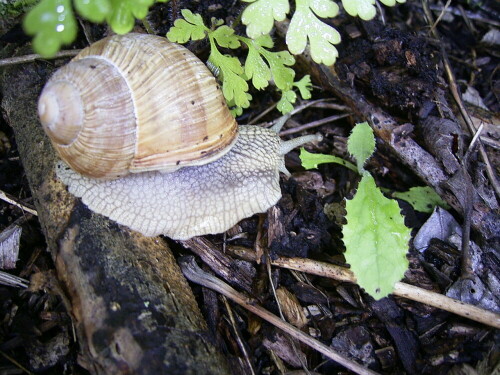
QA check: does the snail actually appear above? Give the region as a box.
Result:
[38,33,321,240]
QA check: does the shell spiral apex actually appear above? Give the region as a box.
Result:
[38,81,83,146]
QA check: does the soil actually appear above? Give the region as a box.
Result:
[0,0,499,374]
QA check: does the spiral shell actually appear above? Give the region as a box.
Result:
[38,33,238,179]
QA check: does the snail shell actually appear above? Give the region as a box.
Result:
[38,33,238,179]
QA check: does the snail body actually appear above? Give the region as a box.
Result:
[39,33,321,240]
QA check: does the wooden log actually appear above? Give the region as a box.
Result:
[1,55,230,375]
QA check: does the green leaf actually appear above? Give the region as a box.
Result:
[341,0,376,20]
[294,75,312,99]
[166,11,251,109]
[1,0,39,18]
[74,0,111,23]
[166,9,207,43]
[380,0,406,6]
[23,0,78,57]
[342,0,405,20]
[212,25,241,48]
[265,49,296,91]
[241,35,296,92]
[343,173,410,300]
[227,94,252,117]
[209,44,250,109]
[242,0,290,39]
[347,122,375,173]
[245,42,272,90]
[392,186,450,213]
[24,0,165,56]
[286,0,341,65]
[277,90,296,114]
[300,148,358,172]
[106,0,156,34]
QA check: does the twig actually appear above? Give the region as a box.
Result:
[429,0,452,35]
[0,50,80,67]
[270,256,500,329]
[0,350,33,374]
[179,256,379,375]
[221,296,256,375]
[418,3,500,27]
[0,189,38,216]
[248,102,278,124]
[264,251,311,373]
[279,113,351,136]
[0,271,29,288]
[460,124,484,279]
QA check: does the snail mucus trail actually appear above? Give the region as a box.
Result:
[38,33,322,240]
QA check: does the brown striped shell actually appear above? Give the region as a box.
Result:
[38,33,238,179]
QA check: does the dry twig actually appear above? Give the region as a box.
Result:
[271,256,500,329]
[0,189,37,216]
[0,50,79,67]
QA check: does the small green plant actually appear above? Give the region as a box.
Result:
[24,0,405,113]
[23,0,168,57]
[23,0,405,60]
[167,9,312,115]
[300,150,449,213]
[0,0,39,17]
[390,187,450,214]
[242,0,405,65]
[301,122,412,299]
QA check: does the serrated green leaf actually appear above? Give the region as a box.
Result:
[309,0,339,16]
[265,50,295,91]
[209,45,249,108]
[347,122,375,173]
[24,0,165,56]
[341,0,376,20]
[106,0,156,34]
[286,0,341,65]
[230,106,243,116]
[392,186,450,213]
[212,25,240,48]
[342,0,405,20]
[181,8,204,25]
[294,75,312,99]
[300,148,358,172]
[23,0,78,57]
[343,173,410,300]
[245,45,271,89]
[241,36,295,92]
[227,94,252,116]
[277,90,296,114]
[253,34,274,49]
[166,9,207,43]
[74,0,111,23]
[242,0,290,39]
